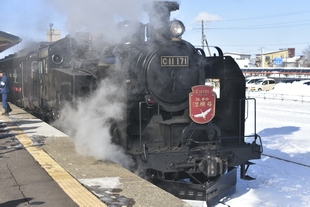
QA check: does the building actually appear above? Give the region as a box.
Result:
[255,48,297,67]
[224,52,253,68]
[46,29,61,42]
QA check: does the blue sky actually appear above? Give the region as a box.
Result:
[1,0,310,58]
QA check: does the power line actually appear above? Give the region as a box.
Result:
[210,10,310,22]
[190,10,310,31]
[209,22,310,30]
[198,42,310,47]
[188,10,310,54]
[190,19,310,31]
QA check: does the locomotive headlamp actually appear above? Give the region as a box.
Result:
[169,20,185,38]
[52,53,63,64]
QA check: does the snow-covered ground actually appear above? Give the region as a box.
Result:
[216,83,310,207]
[247,81,310,102]
[186,82,310,207]
[73,81,310,207]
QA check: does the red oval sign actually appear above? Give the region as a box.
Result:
[189,85,216,124]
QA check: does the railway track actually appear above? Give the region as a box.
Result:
[262,153,310,168]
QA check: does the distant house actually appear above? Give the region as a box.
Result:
[255,48,298,67]
[283,56,306,67]
[224,52,252,68]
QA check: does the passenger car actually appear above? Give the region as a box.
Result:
[250,78,276,91]
[297,80,310,86]
[279,78,301,83]
[245,76,267,90]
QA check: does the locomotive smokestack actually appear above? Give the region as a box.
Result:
[143,1,179,40]
[143,1,179,28]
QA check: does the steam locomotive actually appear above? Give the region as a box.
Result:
[0,1,262,206]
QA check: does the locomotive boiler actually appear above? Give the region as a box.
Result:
[0,1,262,206]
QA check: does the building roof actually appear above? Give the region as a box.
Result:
[0,31,22,53]
[255,49,287,56]
[224,52,251,56]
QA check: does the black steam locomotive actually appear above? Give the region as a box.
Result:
[0,1,262,206]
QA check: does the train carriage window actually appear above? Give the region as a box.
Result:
[43,59,48,74]
[13,69,18,83]
[31,61,38,79]
[38,61,43,74]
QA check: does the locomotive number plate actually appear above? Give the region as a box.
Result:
[161,56,189,67]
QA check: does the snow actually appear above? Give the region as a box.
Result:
[185,82,310,207]
[71,81,310,207]
[76,82,310,206]
[216,83,310,207]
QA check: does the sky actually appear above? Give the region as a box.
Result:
[1,0,310,59]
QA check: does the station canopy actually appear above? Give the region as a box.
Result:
[0,31,22,53]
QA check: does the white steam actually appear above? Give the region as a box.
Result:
[48,0,158,168]
[45,0,156,35]
[50,0,184,169]
[53,79,133,169]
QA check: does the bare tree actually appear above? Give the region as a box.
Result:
[302,45,310,67]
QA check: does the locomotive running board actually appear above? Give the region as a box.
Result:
[151,167,237,207]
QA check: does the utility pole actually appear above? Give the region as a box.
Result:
[261,47,264,68]
[49,23,54,42]
[199,20,211,56]
[201,20,205,51]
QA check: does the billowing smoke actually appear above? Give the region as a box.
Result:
[45,0,154,36]
[48,0,156,168]
[51,0,183,168]
[52,78,134,169]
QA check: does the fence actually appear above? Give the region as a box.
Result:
[246,91,310,103]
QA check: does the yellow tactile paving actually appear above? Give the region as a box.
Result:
[2,116,106,207]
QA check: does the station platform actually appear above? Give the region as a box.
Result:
[0,104,192,207]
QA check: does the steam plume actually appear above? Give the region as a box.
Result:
[49,0,156,168]
[45,0,155,35]
[53,78,134,169]
[51,0,182,168]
